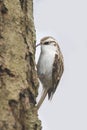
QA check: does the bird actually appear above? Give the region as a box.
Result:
[36,36,64,109]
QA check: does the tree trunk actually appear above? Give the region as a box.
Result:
[0,0,41,130]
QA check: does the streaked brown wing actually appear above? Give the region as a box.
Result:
[48,54,64,99]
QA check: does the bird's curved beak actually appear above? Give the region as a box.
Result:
[36,43,41,47]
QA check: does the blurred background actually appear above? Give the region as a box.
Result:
[34,0,87,130]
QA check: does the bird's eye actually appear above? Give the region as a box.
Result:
[44,42,49,45]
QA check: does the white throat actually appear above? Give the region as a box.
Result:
[41,44,57,54]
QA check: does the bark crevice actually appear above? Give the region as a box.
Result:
[0,65,15,77]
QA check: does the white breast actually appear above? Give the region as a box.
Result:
[37,45,56,79]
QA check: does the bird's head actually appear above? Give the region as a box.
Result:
[36,36,58,48]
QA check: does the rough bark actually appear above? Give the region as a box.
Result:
[0,0,41,130]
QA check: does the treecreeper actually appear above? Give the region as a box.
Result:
[36,36,64,109]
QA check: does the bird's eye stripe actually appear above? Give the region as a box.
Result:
[50,41,56,43]
[44,42,49,45]
[43,41,57,45]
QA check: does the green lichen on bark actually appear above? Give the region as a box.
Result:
[0,0,41,130]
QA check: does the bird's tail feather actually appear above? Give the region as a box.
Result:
[37,89,48,110]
